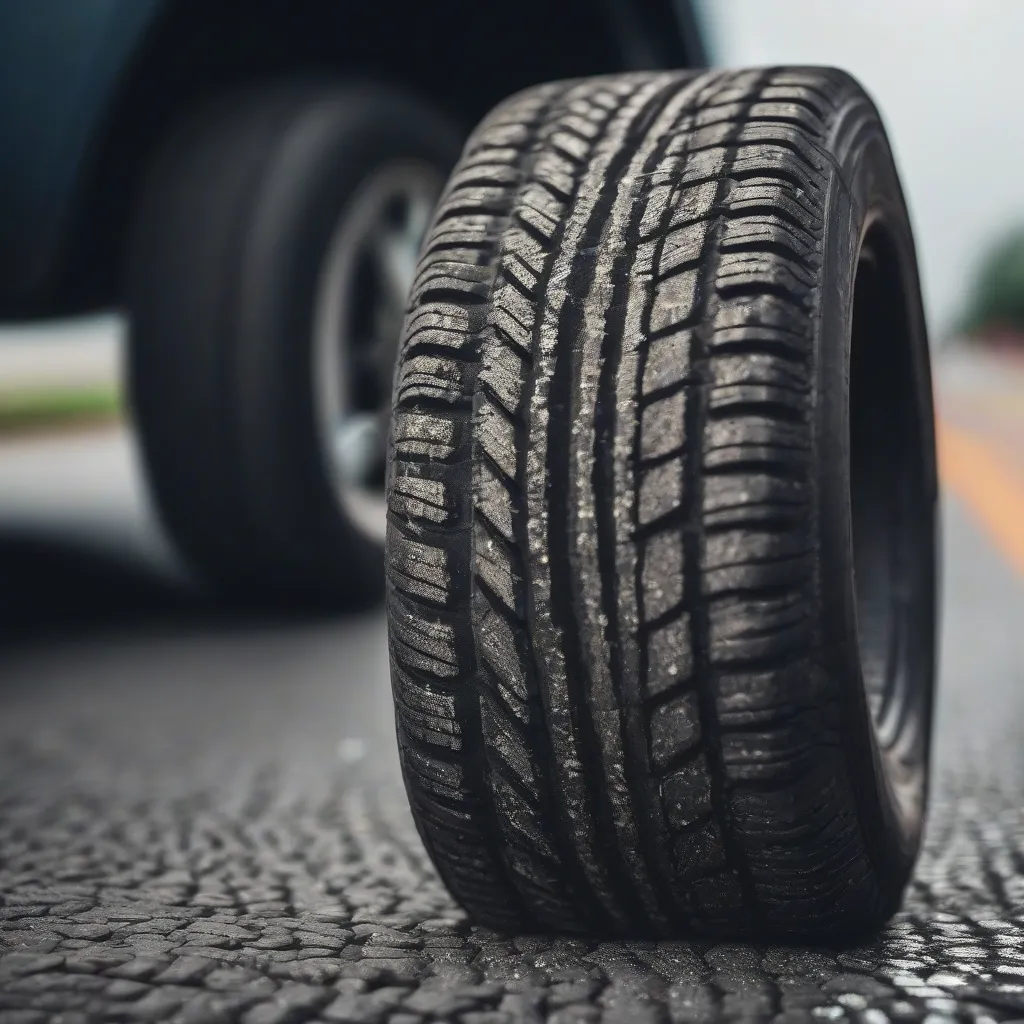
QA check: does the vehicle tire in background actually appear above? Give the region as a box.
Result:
[127,82,461,605]
[386,68,937,937]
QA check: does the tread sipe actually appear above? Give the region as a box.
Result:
[386,68,937,938]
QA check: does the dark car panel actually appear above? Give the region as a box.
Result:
[0,0,704,319]
[0,0,164,315]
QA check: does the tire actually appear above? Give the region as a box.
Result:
[386,68,937,938]
[127,82,462,605]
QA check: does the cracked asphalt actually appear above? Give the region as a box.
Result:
[1,350,1024,1022]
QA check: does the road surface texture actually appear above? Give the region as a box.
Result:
[1,348,1023,1023]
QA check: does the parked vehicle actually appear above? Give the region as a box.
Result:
[0,0,706,604]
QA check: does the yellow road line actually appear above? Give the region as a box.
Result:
[937,418,1024,575]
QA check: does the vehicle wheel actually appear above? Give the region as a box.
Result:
[386,68,937,937]
[127,82,461,605]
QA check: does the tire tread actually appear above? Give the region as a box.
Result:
[388,66,922,937]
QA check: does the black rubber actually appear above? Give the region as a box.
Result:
[385,68,938,938]
[126,82,462,605]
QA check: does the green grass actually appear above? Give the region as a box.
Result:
[0,385,122,433]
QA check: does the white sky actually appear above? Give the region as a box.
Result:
[693,0,1024,339]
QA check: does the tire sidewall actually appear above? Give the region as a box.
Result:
[229,85,463,595]
[816,97,937,908]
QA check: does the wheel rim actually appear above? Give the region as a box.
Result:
[313,161,443,543]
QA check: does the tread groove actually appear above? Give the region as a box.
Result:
[553,74,710,934]
[671,71,777,926]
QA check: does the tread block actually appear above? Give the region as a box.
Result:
[393,666,462,751]
[645,612,693,698]
[712,294,810,344]
[715,252,815,300]
[703,528,808,572]
[402,743,466,803]
[704,415,809,456]
[677,147,730,186]
[404,302,473,339]
[392,412,460,462]
[561,111,603,139]
[549,126,590,164]
[720,718,822,784]
[501,250,540,298]
[474,595,530,709]
[479,333,527,419]
[638,459,683,527]
[480,691,538,793]
[649,691,701,772]
[417,245,491,274]
[474,520,524,619]
[713,662,829,722]
[476,402,518,481]
[389,471,455,528]
[702,473,807,518]
[721,214,819,262]
[707,383,808,420]
[439,184,516,214]
[505,223,550,277]
[641,532,685,623]
[490,283,537,356]
[387,526,452,605]
[411,264,494,307]
[643,329,694,396]
[661,757,712,831]
[640,390,687,461]
[707,590,810,665]
[734,123,828,169]
[530,150,577,201]
[729,146,826,191]
[445,162,521,192]
[517,181,567,237]
[396,355,467,407]
[639,182,678,240]
[666,181,719,232]
[703,552,811,597]
[489,772,557,863]
[726,183,822,230]
[649,269,700,336]
[426,213,504,247]
[706,354,808,392]
[703,443,810,475]
[388,591,461,679]
[657,221,711,279]
[672,819,728,882]
[692,100,749,129]
[475,460,516,545]
[686,122,744,154]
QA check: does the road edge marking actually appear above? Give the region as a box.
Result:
[937,418,1024,576]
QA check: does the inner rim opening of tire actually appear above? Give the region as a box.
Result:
[849,219,929,756]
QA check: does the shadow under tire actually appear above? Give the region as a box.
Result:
[386,68,937,938]
[127,82,461,606]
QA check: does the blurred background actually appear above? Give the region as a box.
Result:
[698,0,1024,341]
[1,3,1024,1016]
[3,0,1022,623]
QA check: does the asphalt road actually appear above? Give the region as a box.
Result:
[1,350,1023,1023]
